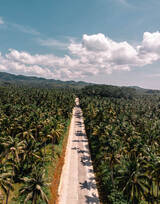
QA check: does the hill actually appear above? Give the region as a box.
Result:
[0,72,91,88]
[0,72,159,95]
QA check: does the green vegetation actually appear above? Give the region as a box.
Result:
[0,72,91,88]
[79,85,137,99]
[0,85,75,203]
[79,85,160,204]
[1,73,160,204]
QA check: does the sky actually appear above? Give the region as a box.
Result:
[0,0,160,89]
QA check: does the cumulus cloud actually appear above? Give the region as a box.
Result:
[1,32,160,80]
[0,17,4,24]
[138,32,160,53]
[69,32,160,73]
[0,49,81,80]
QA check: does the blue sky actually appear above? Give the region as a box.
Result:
[0,0,160,89]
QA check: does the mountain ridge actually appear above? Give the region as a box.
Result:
[0,72,91,88]
[0,72,159,94]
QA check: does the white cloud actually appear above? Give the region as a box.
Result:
[116,0,131,7]
[69,33,139,74]
[1,32,160,81]
[138,32,160,53]
[1,49,81,80]
[10,23,40,35]
[0,17,4,25]
[38,38,69,49]
[147,73,160,78]
[69,32,160,73]
[117,0,127,5]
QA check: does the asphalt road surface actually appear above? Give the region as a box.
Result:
[58,98,100,204]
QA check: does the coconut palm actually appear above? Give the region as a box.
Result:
[117,158,150,203]
[0,163,13,204]
[151,158,160,203]
[20,168,49,204]
[1,136,25,163]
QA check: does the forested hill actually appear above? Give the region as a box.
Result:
[0,72,91,88]
[0,72,160,96]
[79,85,160,99]
[79,85,136,99]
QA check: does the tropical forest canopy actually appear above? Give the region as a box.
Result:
[0,85,75,203]
[0,74,160,204]
[79,85,160,204]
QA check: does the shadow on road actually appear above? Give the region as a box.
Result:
[78,149,89,154]
[72,139,88,143]
[85,144,89,150]
[75,111,81,119]
[80,180,97,190]
[76,121,83,127]
[75,130,86,137]
[81,155,92,167]
[71,147,78,150]
[88,169,94,173]
[85,193,100,204]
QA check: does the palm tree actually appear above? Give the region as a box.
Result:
[1,136,25,163]
[118,158,150,204]
[105,151,120,187]
[46,119,64,156]
[20,168,49,204]
[142,151,158,204]
[51,121,64,144]
[0,163,13,204]
[151,158,160,204]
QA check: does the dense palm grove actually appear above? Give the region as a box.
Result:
[79,86,160,204]
[0,85,75,203]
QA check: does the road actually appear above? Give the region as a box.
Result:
[58,98,100,204]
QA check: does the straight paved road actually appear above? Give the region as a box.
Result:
[58,98,100,204]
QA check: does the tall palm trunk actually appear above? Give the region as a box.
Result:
[111,167,114,187]
[52,137,56,156]
[5,189,10,204]
[157,180,159,204]
[33,194,37,204]
[151,181,154,204]
[43,140,46,165]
